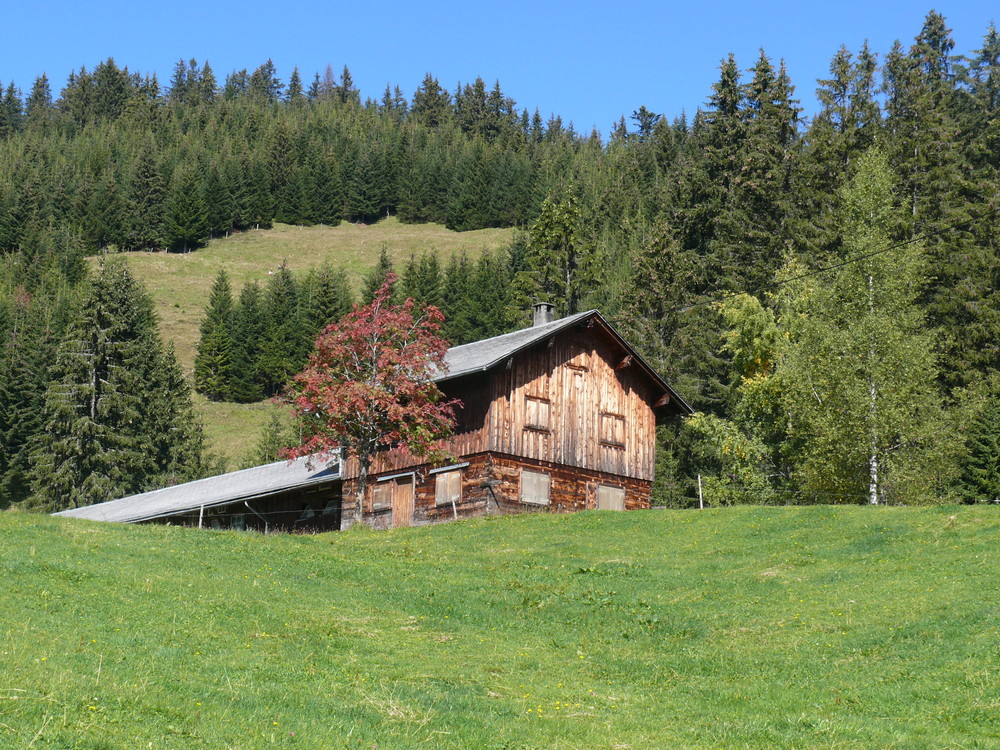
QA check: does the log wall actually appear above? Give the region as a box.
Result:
[341,450,651,529]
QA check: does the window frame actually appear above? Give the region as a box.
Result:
[596,483,626,511]
[371,483,392,511]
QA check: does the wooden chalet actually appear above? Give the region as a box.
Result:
[344,304,692,529]
[55,305,691,532]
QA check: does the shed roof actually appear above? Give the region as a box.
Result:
[437,309,693,415]
[53,456,340,524]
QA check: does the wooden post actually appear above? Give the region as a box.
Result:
[698,475,703,510]
[198,505,204,528]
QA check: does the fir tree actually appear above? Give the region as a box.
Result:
[165,163,209,252]
[29,259,203,510]
[194,269,236,400]
[958,399,1000,503]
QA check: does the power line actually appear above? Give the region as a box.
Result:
[673,208,994,314]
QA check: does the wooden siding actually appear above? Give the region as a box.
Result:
[486,327,658,480]
[342,320,662,489]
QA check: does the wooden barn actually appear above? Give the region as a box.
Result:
[342,304,692,529]
[56,305,691,531]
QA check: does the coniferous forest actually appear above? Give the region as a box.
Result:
[1,10,999,510]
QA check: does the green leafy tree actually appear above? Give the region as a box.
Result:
[782,149,941,504]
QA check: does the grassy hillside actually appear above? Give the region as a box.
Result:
[107,219,515,465]
[1,506,997,748]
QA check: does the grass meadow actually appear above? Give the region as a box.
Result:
[1,505,997,748]
[101,219,515,465]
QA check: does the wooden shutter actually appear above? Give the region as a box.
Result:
[525,396,550,429]
[435,470,462,506]
[596,484,625,511]
[600,413,625,447]
[521,470,550,505]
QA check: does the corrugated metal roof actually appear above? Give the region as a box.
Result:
[53,455,340,524]
[436,309,596,381]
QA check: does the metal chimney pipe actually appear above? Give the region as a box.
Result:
[532,302,555,327]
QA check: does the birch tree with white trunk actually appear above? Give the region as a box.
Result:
[781,148,940,504]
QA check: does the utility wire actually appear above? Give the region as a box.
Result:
[673,208,995,314]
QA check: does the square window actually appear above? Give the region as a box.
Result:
[435,470,462,506]
[521,469,550,505]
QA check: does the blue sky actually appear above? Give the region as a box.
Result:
[5,1,997,135]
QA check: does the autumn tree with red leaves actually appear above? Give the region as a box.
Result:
[284,274,457,525]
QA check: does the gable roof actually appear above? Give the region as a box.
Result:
[437,309,693,415]
[53,456,341,524]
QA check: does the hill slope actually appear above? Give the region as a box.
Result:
[1,506,997,748]
[111,219,515,465]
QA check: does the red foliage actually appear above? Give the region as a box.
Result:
[284,275,458,496]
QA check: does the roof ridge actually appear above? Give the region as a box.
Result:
[445,309,598,352]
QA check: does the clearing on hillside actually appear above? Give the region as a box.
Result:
[116,218,515,374]
[97,219,515,465]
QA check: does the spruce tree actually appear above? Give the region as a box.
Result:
[302,261,353,336]
[29,259,204,510]
[165,163,209,252]
[257,261,304,396]
[194,269,236,400]
[361,245,396,304]
[230,281,266,403]
[125,140,167,250]
[958,399,1000,503]
[401,252,443,309]
[0,281,77,505]
[520,192,589,315]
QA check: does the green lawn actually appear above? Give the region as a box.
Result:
[1,505,997,748]
[100,219,515,466]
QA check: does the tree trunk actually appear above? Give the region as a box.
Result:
[354,455,369,526]
[868,272,879,505]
